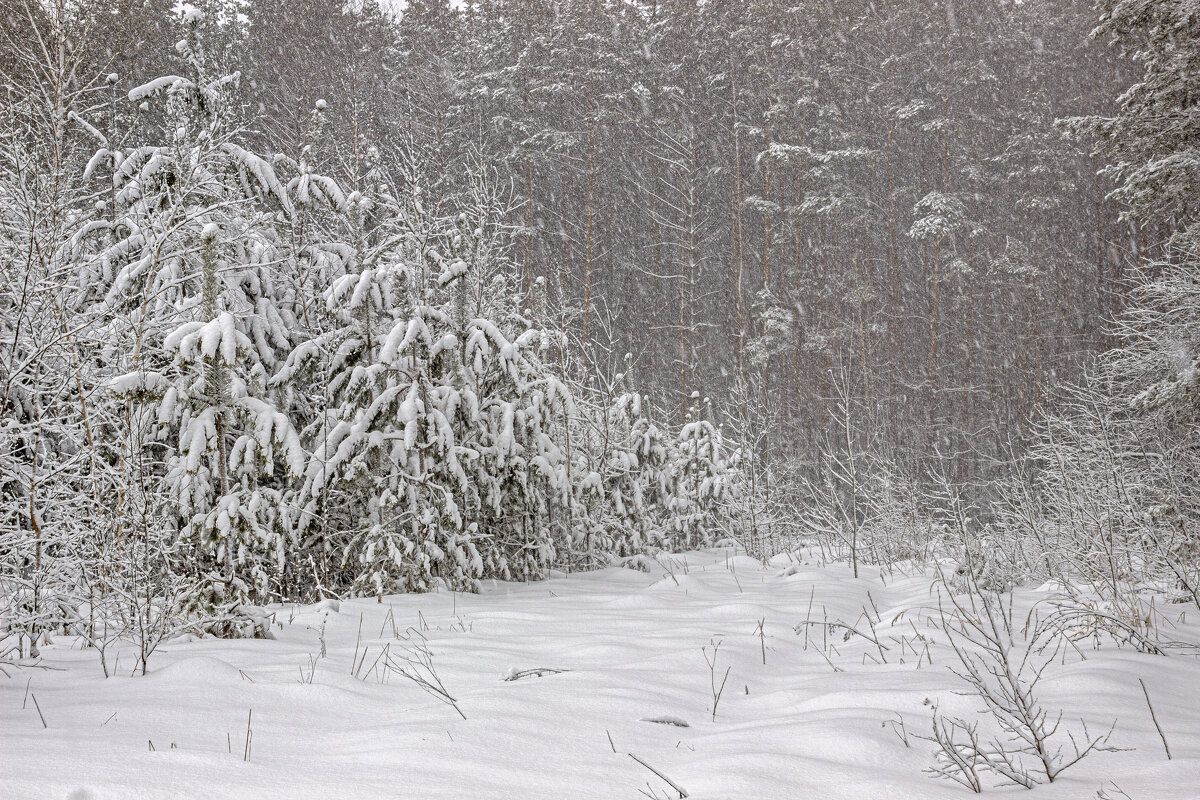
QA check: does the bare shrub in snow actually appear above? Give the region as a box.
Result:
[386,635,466,720]
[924,573,1118,789]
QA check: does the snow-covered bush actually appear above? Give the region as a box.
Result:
[666,394,737,551]
[574,388,674,563]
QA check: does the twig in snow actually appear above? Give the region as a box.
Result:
[306,614,328,659]
[243,708,253,762]
[628,752,688,798]
[885,712,910,747]
[31,693,47,728]
[386,640,466,720]
[357,643,391,682]
[865,591,882,623]
[794,619,891,652]
[350,613,363,671]
[641,715,690,728]
[802,586,815,650]
[815,647,844,673]
[1096,782,1133,800]
[1139,678,1171,760]
[503,667,568,681]
[380,606,397,639]
[702,640,731,722]
[300,653,319,683]
[352,646,371,678]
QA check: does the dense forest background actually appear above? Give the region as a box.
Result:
[41,0,1142,473]
[3,0,1198,655]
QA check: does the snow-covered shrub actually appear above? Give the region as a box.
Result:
[0,5,118,658]
[666,394,737,551]
[1022,0,1200,622]
[574,389,673,563]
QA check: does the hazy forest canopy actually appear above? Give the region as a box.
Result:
[2,0,1199,666]
[27,0,1133,451]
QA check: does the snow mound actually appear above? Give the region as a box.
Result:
[307,598,341,614]
[618,554,655,573]
[646,573,691,591]
[725,555,762,572]
[148,656,243,686]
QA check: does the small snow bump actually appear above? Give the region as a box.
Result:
[309,598,340,614]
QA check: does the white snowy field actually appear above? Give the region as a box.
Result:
[3,551,1199,799]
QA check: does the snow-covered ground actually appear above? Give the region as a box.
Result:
[4,550,1199,799]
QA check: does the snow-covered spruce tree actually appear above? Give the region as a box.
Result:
[1082,0,1200,452]
[576,384,673,563]
[263,99,351,597]
[667,393,736,551]
[459,244,575,584]
[286,169,578,597]
[1099,0,1200,609]
[1062,0,1200,419]
[290,175,469,597]
[159,225,304,623]
[95,14,304,630]
[1065,0,1199,247]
